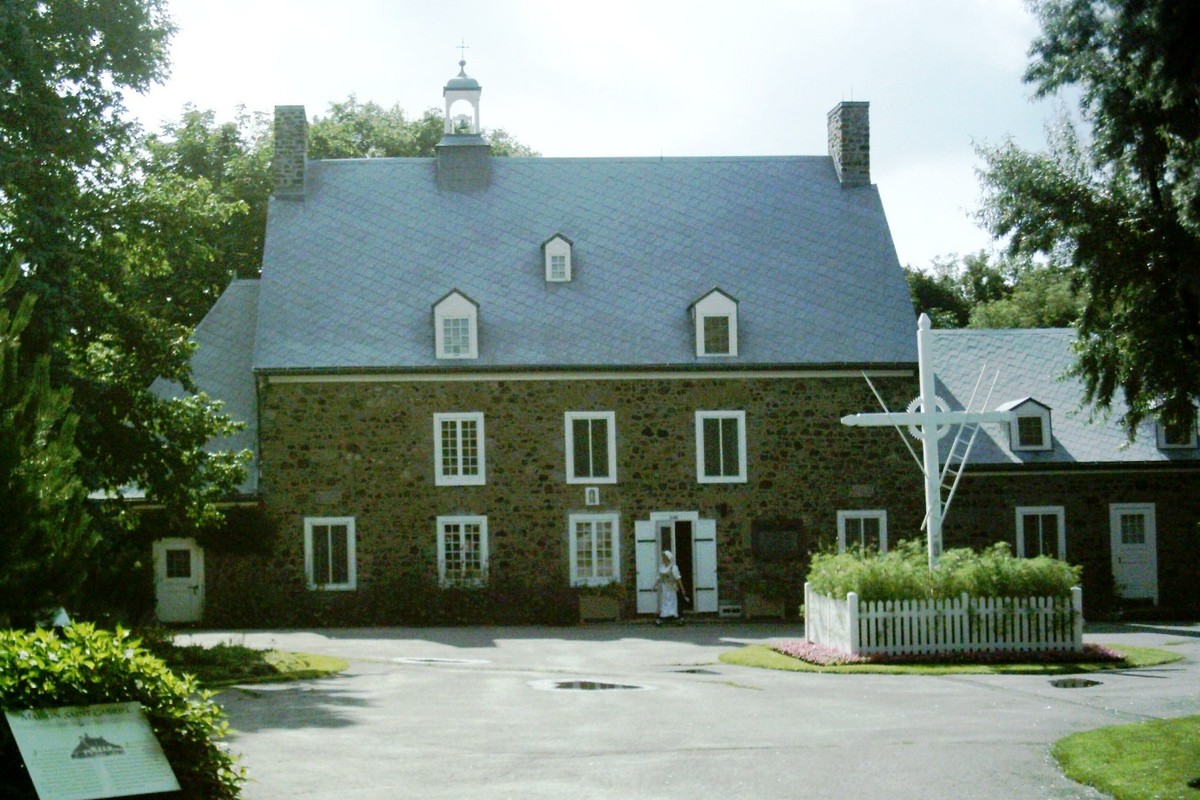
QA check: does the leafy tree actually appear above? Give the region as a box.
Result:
[308,94,539,159]
[140,106,273,321]
[968,262,1084,328]
[977,0,1200,435]
[904,262,971,328]
[0,258,93,627]
[1,1,246,551]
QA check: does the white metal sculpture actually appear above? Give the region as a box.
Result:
[841,314,1015,567]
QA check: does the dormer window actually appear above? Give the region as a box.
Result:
[433,290,479,360]
[690,288,738,357]
[543,234,573,283]
[998,398,1052,451]
[1157,410,1197,449]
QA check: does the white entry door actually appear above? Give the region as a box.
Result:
[1109,504,1158,604]
[634,513,718,614]
[153,538,205,623]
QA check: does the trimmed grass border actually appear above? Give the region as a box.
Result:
[1053,716,1200,800]
[719,643,1180,675]
[147,640,348,687]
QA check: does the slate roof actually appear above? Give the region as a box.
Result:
[932,328,1199,466]
[151,280,260,494]
[254,155,917,371]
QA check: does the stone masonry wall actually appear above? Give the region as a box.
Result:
[206,372,926,625]
[945,470,1200,615]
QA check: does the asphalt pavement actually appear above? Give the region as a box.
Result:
[177,621,1200,800]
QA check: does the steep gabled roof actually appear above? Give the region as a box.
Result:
[254,154,916,371]
[932,328,1199,466]
[152,280,260,494]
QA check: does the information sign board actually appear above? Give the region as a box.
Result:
[4,702,180,800]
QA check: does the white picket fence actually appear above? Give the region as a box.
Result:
[804,582,1083,656]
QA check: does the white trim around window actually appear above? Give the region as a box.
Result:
[1015,506,1066,559]
[1156,413,1198,449]
[695,410,747,483]
[565,411,617,484]
[836,510,887,553]
[437,515,489,587]
[433,290,478,359]
[304,516,356,590]
[433,412,486,486]
[569,512,620,587]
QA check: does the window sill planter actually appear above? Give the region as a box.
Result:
[578,594,621,623]
[744,593,787,620]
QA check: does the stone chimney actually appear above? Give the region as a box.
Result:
[827,101,870,187]
[273,105,308,199]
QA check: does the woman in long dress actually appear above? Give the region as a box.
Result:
[655,550,688,625]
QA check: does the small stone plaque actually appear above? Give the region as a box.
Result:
[5,702,180,800]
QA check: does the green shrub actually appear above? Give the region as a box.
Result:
[807,539,1082,602]
[0,624,244,798]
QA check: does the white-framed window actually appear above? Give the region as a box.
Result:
[1157,411,1197,449]
[837,510,887,553]
[999,398,1052,451]
[433,412,486,486]
[433,290,478,359]
[565,411,617,484]
[690,288,738,357]
[1015,506,1066,559]
[437,515,488,587]
[695,410,747,483]
[304,517,356,590]
[543,234,573,283]
[569,513,620,586]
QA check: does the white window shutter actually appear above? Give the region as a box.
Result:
[635,521,658,614]
[692,519,719,612]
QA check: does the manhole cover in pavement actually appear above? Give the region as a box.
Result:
[393,657,491,665]
[1049,678,1102,689]
[528,679,654,692]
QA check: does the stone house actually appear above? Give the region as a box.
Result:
[150,62,926,625]
[149,62,1197,625]
[929,329,1200,615]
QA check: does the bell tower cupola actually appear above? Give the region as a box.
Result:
[443,59,482,136]
[436,56,491,191]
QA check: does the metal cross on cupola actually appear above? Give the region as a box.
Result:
[841,314,1017,568]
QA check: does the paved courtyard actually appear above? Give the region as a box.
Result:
[179,622,1200,800]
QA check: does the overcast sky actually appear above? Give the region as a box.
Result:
[124,0,1063,270]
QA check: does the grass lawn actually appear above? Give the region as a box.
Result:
[1053,716,1200,800]
[143,637,348,687]
[719,643,1180,675]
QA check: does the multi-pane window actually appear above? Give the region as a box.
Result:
[565,411,616,484]
[1016,416,1045,449]
[304,517,356,590]
[165,549,191,579]
[442,317,472,356]
[702,316,731,356]
[1016,506,1065,558]
[550,254,568,281]
[1157,412,1197,448]
[691,288,738,357]
[434,413,485,486]
[1119,512,1146,545]
[570,513,620,586]
[837,510,888,552]
[433,290,478,359]
[695,410,747,483]
[438,516,488,587]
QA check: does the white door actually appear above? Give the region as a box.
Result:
[153,538,205,623]
[1109,504,1158,604]
[634,513,719,614]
